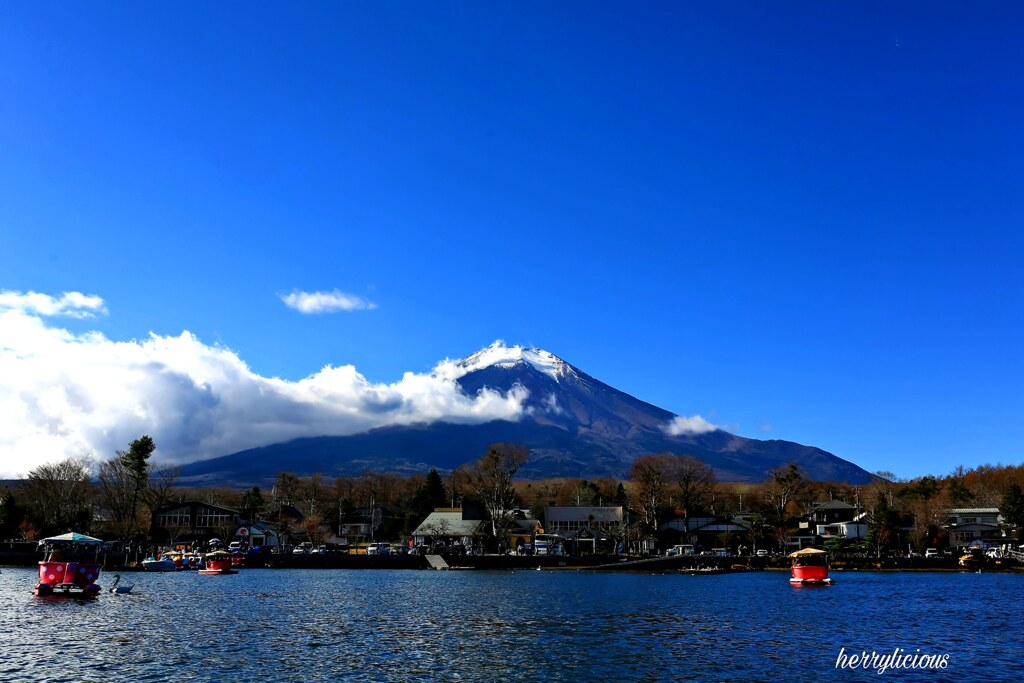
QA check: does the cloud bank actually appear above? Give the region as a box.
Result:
[0,291,524,477]
[0,290,107,318]
[280,289,377,313]
[664,414,719,436]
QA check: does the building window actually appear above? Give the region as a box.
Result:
[157,512,190,527]
[196,512,232,528]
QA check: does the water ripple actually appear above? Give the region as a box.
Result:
[0,567,1019,681]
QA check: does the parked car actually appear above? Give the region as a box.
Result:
[293,542,313,555]
[756,549,769,557]
[925,549,939,558]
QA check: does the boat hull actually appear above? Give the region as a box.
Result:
[790,563,833,585]
[789,576,834,585]
[35,561,102,597]
[141,559,178,571]
[35,582,102,597]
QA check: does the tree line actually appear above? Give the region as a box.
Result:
[2,437,1022,553]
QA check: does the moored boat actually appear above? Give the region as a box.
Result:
[789,547,834,585]
[34,532,103,598]
[141,555,178,571]
[198,550,238,575]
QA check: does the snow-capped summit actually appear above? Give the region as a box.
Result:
[455,341,575,382]
[179,342,875,486]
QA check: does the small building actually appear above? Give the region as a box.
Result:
[816,521,868,540]
[233,521,280,549]
[807,500,859,525]
[544,506,623,554]
[339,508,383,541]
[544,506,623,534]
[945,508,1003,548]
[662,514,752,552]
[151,501,240,546]
[508,514,543,551]
[412,508,484,547]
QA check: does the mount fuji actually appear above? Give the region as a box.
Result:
[178,344,873,486]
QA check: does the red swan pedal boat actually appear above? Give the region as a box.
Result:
[34,532,104,598]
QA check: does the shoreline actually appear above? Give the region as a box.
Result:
[3,550,1021,573]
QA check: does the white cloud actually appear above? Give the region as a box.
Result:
[0,300,526,477]
[0,290,107,318]
[664,414,719,436]
[542,393,565,416]
[279,289,376,313]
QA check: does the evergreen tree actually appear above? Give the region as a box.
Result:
[0,490,24,539]
[867,492,900,556]
[241,487,265,525]
[1001,483,1024,530]
[98,435,156,539]
[614,482,629,508]
[412,469,447,516]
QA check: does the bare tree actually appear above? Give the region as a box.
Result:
[97,457,137,538]
[454,443,528,541]
[669,455,716,537]
[97,436,158,540]
[421,518,453,551]
[763,463,806,525]
[149,465,179,506]
[302,514,328,545]
[762,464,807,552]
[274,472,300,509]
[22,457,95,533]
[299,473,326,517]
[629,453,674,531]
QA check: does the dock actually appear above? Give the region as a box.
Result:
[425,554,449,570]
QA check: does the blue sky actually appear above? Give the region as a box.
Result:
[1,3,1022,479]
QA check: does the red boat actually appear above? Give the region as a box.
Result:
[789,547,834,585]
[198,550,238,575]
[34,532,104,598]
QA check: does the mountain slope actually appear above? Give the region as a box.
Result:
[178,345,872,486]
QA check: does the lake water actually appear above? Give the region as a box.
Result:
[0,566,1020,682]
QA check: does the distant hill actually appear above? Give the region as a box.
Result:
[179,346,873,487]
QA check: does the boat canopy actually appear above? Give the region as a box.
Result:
[38,532,104,546]
[789,547,827,558]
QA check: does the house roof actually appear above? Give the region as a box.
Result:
[544,506,623,523]
[945,523,1001,531]
[810,500,857,511]
[412,511,483,537]
[513,518,541,532]
[153,500,238,516]
[947,508,1000,515]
